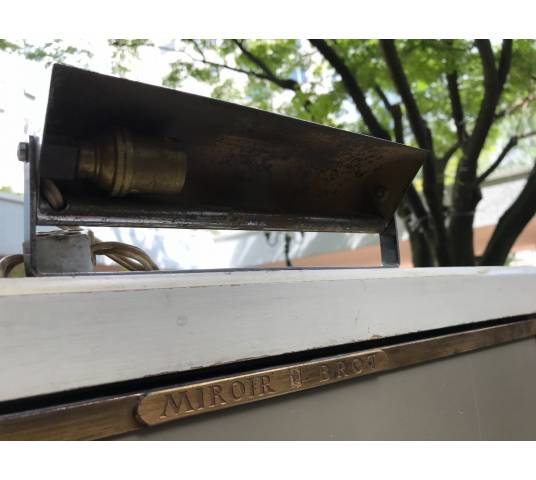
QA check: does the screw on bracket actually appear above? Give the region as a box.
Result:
[17,142,29,162]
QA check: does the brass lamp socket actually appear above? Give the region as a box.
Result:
[78,131,187,197]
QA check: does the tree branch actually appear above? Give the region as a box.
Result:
[379,40,431,150]
[477,131,536,184]
[436,140,460,205]
[406,185,431,231]
[175,40,302,94]
[374,84,391,111]
[374,84,404,143]
[203,58,290,86]
[391,104,404,144]
[446,71,467,143]
[449,40,503,264]
[189,39,207,61]
[480,161,536,265]
[309,39,390,139]
[398,194,434,266]
[460,40,500,171]
[438,141,460,173]
[453,40,516,186]
[165,42,290,90]
[477,137,518,184]
[380,40,451,265]
[232,39,300,91]
[495,91,536,119]
[497,39,513,94]
[518,130,536,140]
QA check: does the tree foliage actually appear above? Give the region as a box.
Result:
[1,39,93,66]
[3,38,535,266]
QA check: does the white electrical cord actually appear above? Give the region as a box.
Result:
[0,180,160,277]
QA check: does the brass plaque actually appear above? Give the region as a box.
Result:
[137,349,388,426]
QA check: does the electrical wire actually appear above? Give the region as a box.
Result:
[0,254,24,278]
[0,180,160,277]
[91,241,159,271]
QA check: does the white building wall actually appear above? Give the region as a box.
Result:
[0,193,23,256]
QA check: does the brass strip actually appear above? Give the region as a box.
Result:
[1,318,535,440]
[136,349,388,426]
[0,395,142,441]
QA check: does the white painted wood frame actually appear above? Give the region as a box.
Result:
[1,266,535,402]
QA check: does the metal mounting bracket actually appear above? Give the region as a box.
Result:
[379,218,400,267]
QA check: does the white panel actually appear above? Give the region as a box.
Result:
[1,267,535,402]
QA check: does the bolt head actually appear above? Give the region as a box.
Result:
[17,142,29,162]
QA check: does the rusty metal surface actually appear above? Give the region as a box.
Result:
[39,64,426,233]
